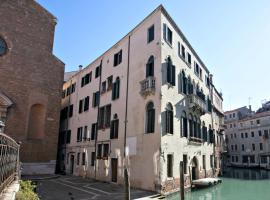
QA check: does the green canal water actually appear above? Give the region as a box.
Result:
[167,168,270,200]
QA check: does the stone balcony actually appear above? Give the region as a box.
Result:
[140,77,155,97]
[187,94,207,116]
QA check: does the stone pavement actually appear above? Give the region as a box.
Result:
[35,175,157,200]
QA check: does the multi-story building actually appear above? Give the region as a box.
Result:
[59,5,223,194]
[225,104,270,169]
[0,0,64,174]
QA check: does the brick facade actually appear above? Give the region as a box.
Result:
[0,0,64,174]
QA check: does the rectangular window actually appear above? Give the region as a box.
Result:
[71,83,76,93]
[110,118,119,139]
[245,132,248,138]
[81,77,85,87]
[252,143,255,151]
[187,53,191,65]
[167,154,173,178]
[82,152,86,165]
[242,144,245,151]
[77,153,80,165]
[83,126,88,141]
[107,76,113,90]
[241,133,244,138]
[91,123,97,140]
[163,24,172,45]
[84,96,89,111]
[98,104,111,129]
[210,155,214,168]
[147,25,154,43]
[178,42,181,56]
[260,143,263,151]
[77,127,83,142]
[251,132,254,137]
[259,130,262,136]
[101,81,106,93]
[69,104,73,118]
[103,144,109,158]
[97,144,102,159]
[66,130,71,144]
[79,99,83,113]
[264,130,269,139]
[257,120,260,125]
[183,154,187,174]
[181,45,185,59]
[95,66,100,78]
[235,144,237,151]
[92,91,100,107]
[113,50,122,66]
[91,152,95,166]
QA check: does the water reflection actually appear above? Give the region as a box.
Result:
[166,168,270,200]
[223,167,270,180]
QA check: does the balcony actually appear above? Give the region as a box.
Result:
[140,77,155,97]
[187,94,207,116]
[188,137,203,145]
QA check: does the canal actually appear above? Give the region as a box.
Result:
[167,168,270,200]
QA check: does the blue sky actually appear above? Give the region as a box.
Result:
[37,0,270,111]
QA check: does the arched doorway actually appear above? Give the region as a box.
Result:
[191,156,199,180]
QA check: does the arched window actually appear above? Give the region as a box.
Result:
[110,114,119,139]
[197,119,201,139]
[112,77,120,100]
[165,103,173,134]
[145,102,155,133]
[166,57,175,86]
[187,77,193,94]
[181,111,188,137]
[202,121,207,142]
[146,56,154,78]
[189,114,193,137]
[28,104,46,139]
[193,116,198,138]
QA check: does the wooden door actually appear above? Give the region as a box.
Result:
[70,155,74,174]
[111,158,118,182]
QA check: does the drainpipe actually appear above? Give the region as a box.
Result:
[209,74,215,176]
[123,35,131,200]
[94,60,103,179]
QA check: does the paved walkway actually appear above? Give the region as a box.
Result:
[35,175,156,200]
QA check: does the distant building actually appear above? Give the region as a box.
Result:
[0,0,64,174]
[225,105,270,169]
[59,5,224,194]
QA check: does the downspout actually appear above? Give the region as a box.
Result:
[124,35,131,161]
[209,75,215,176]
[94,60,103,179]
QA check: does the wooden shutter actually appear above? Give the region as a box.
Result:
[161,111,166,135]
[171,65,175,86]
[163,23,167,41]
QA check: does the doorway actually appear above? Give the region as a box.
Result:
[191,156,198,180]
[111,158,118,182]
[70,155,74,174]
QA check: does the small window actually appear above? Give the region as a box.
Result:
[82,152,86,165]
[95,66,100,78]
[77,153,80,165]
[91,152,95,166]
[79,99,83,113]
[103,144,109,158]
[165,103,173,134]
[187,53,191,65]
[251,132,254,137]
[110,114,119,139]
[252,144,255,151]
[101,81,107,93]
[112,77,120,100]
[92,91,100,107]
[181,45,185,59]
[259,130,262,136]
[113,50,122,66]
[260,143,263,150]
[91,123,97,140]
[107,76,113,91]
[84,96,89,111]
[163,24,172,45]
[245,132,248,138]
[77,127,83,142]
[242,144,245,151]
[69,104,73,118]
[167,154,173,178]
[97,144,102,159]
[147,25,154,43]
[166,57,175,86]
[83,126,88,141]
[257,120,260,125]
[146,56,154,77]
[145,102,155,133]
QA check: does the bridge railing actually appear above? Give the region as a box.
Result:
[0,133,20,194]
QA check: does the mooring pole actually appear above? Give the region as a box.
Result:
[124,168,130,200]
[180,161,185,200]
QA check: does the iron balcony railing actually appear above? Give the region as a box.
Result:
[187,94,207,115]
[140,77,155,96]
[0,133,20,194]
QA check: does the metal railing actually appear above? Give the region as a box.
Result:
[0,133,20,194]
[140,77,155,96]
[187,94,207,115]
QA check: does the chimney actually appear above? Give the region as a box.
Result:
[79,65,83,71]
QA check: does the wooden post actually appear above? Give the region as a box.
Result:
[124,168,130,200]
[180,161,185,200]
